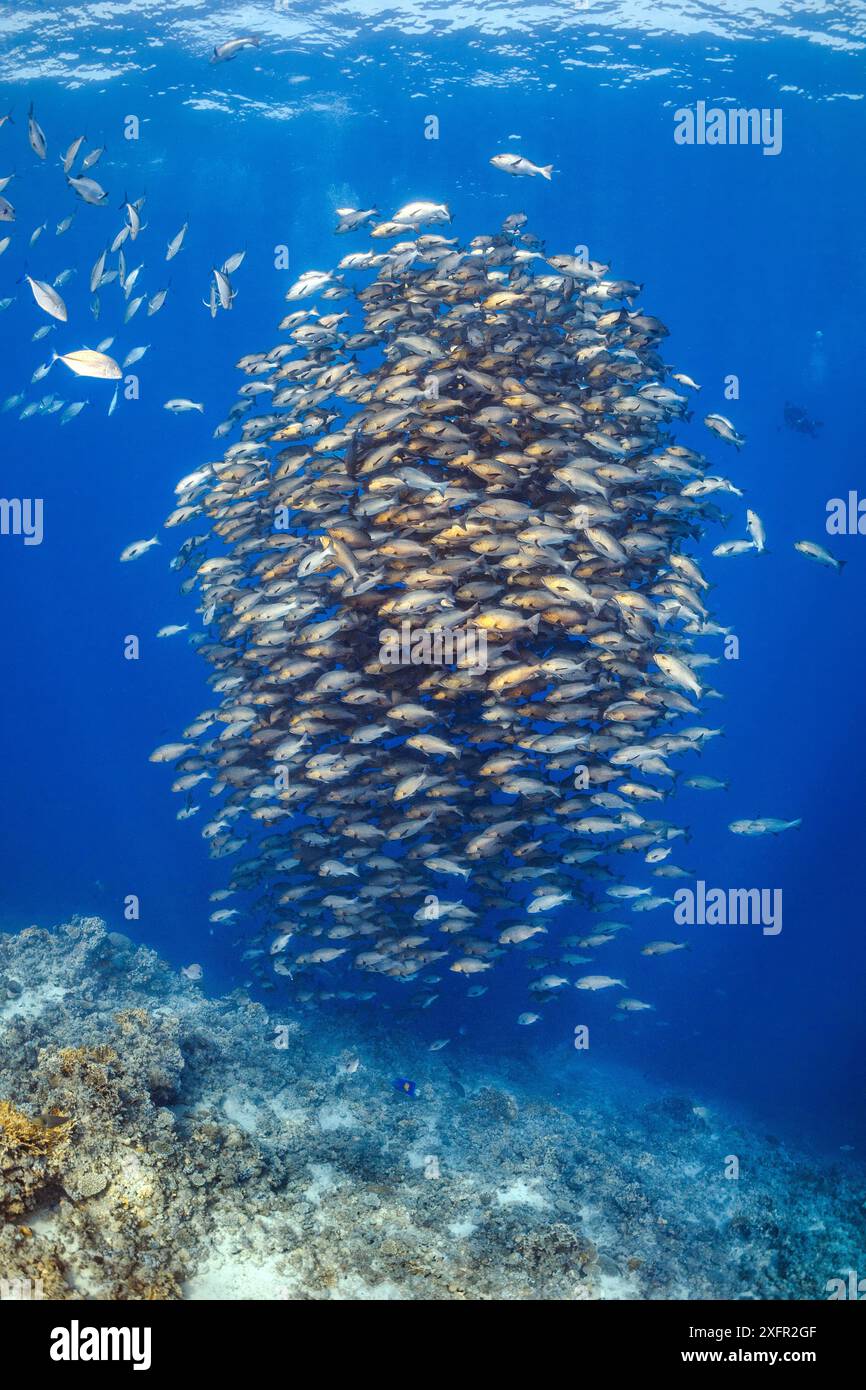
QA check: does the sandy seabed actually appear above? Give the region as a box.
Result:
[0,917,862,1301]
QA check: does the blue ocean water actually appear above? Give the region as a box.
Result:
[1,1,864,1169]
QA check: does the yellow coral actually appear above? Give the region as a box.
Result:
[31,1257,73,1300]
[0,1100,73,1154]
[56,1045,117,1076]
[140,1275,181,1300]
[114,1009,151,1033]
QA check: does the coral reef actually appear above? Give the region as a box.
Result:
[0,917,863,1300]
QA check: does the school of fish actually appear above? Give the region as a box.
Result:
[149,197,798,1016]
[0,99,242,424]
[1,86,824,1020]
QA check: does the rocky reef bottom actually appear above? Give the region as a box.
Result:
[0,917,862,1301]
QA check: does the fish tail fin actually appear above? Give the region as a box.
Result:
[6,111,14,125]
[838,559,847,572]
[540,164,554,180]
[527,613,541,634]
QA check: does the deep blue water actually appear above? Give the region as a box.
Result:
[1,4,864,1159]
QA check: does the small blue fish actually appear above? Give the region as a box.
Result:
[393,1077,418,1098]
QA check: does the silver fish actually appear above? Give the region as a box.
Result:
[67,175,108,205]
[28,104,46,159]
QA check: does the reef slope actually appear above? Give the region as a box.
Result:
[0,918,862,1301]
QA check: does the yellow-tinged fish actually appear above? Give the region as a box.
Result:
[54,348,121,379]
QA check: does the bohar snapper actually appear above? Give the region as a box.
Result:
[147,200,783,1018]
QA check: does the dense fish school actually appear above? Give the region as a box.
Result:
[153,206,747,1013]
[0,92,812,1015]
